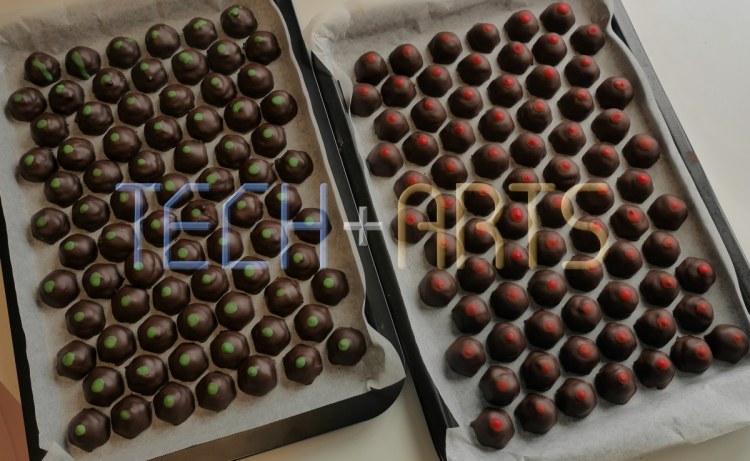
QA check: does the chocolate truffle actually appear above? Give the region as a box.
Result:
[504,10,539,42]
[191,265,229,302]
[24,52,61,86]
[595,363,636,405]
[531,33,567,66]
[205,227,243,265]
[201,72,237,107]
[610,204,649,241]
[67,409,110,452]
[105,127,142,163]
[327,327,367,366]
[642,231,681,267]
[249,316,290,356]
[640,270,679,307]
[244,31,281,65]
[541,2,576,33]
[19,147,57,182]
[110,189,147,222]
[604,241,643,278]
[238,62,275,98]
[515,394,557,434]
[294,304,333,342]
[381,76,416,108]
[572,23,606,54]
[674,295,714,332]
[561,295,602,333]
[524,310,564,349]
[649,194,688,231]
[225,96,261,133]
[596,322,637,361]
[596,76,634,109]
[65,300,105,339]
[65,46,101,80]
[591,109,630,144]
[171,49,209,85]
[154,174,190,208]
[495,242,531,280]
[186,106,223,142]
[467,23,499,52]
[49,80,85,115]
[107,37,141,69]
[487,74,523,108]
[417,65,453,97]
[559,336,600,375]
[623,134,661,168]
[83,366,124,407]
[56,340,96,380]
[503,166,540,202]
[92,68,129,103]
[168,238,208,274]
[227,193,263,229]
[284,344,324,385]
[597,281,639,320]
[457,53,492,86]
[633,349,675,389]
[543,155,580,190]
[403,132,439,165]
[96,325,136,365]
[264,277,303,316]
[451,295,491,334]
[118,91,154,125]
[388,43,422,76]
[221,5,257,38]
[198,167,235,202]
[251,123,287,156]
[634,308,676,347]
[129,150,165,183]
[58,234,96,269]
[111,286,150,324]
[168,342,209,382]
[82,160,122,193]
[391,207,428,244]
[427,193,460,229]
[393,170,431,205]
[237,355,277,396]
[250,220,282,257]
[516,99,552,133]
[207,39,245,75]
[215,134,251,169]
[419,269,458,307]
[264,183,300,219]
[456,256,495,293]
[196,371,236,412]
[424,232,459,268]
[210,330,250,369]
[671,336,713,373]
[555,378,597,418]
[431,154,468,190]
[706,325,749,363]
[427,32,462,64]
[526,65,561,99]
[532,230,567,267]
[617,168,653,203]
[145,24,181,58]
[31,112,69,147]
[537,192,574,228]
[124,249,164,288]
[176,303,217,342]
[351,83,382,117]
[497,42,533,74]
[144,115,182,150]
[479,366,520,406]
[557,87,594,121]
[57,137,94,171]
[447,86,482,120]
[137,315,178,353]
[159,84,195,118]
[374,109,409,142]
[152,277,190,315]
[239,158,277,188]
[7,87,46,121]
[471,409,515,449]
[676,257,716,294]
[565,55,600,87]
[275,150,313,183]
[111,395,151,439]
[154,382,195,425]
[31,207,69,244]
[576,180,615,215]
[446,336,486,377]
[293,209,330,240]
[496,202,529,240]
[527,270,567,307]
[478,107,515,142]
[521,351,560,391]
[472,144,509,179]
[281,243,319,281]
[132,59,168,93]
[125,354,168,395]
[83,263,123,299]
[183,17,217,50]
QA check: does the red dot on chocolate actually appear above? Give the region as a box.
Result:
[462,345,476,358]
[601,147,614,157]
[552,196,563,208]
[575,389,587,401]
[357,86,369,96]
[386,114,397,123]
[543,321,556,333]
[732,334,743,344]
[663,237,675,249]
[567,125,579,136]
[527,137,540,148]
[581,57,592,66]
[618,288,632,301]
[557,2,570,14]
[402,45,414,57]
[545,238,559,250]
[581,302,593,314]
[615,331,630,343]
[667,199,683,212]
[520,12,531,24]
[575,89,588,101]
[438,237,448,249]
[535,402,548,415]
[365,53,377,63]
[616,372,629,384]
[379,147,391,157]
[588,25,600,36]
[431,66,442,77]
[695,345,709,359]
[578,344,592,357]
[445,160,457,172]
[660,275,676,289]
[444,198,455,207]
[521,174,532,182]
[638,137,653,150]
[483,24,493,33]
[513,43,524,54]
[462,88,474,100]
[597,185,609,196]
[539,361,551,373]
[560,160,572,172]
[697,263,712,276]
[543,67,556,79]
[405,213,417,226]
[655,357,670,370]
[610,112,623,123]
[407,175,418,186]
[471,54,483,65]
[546,280,559,291]
[395,77,405,87]
[475,224,487,236]
[657,317,671,329]
[496,379,509,391]
[624,248,637,260]
[510,207,524,222]
[489,417,504,432]
[472,261,485,273]
[613,79,628,90]
[431,277,445,291]
[440,33,452,42]
[488,147,500,158]
[507,288,520,301]
[502,76,515,88]
[454,124,466,135]
[511,250,524,262]
[548,34,560,45]
[636,173,650,185]
[493,110,506,121]
[695,303,709,315]
[479,186,491,197]
[533,101,546,112]
[416,135,429,147]
[465,303,479,316]
[505,332,517,342]
[626,209,640,223]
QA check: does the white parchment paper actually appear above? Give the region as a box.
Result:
[0,0,404,459]
[308,0,750,460]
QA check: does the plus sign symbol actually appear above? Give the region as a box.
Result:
[344,206,383,246]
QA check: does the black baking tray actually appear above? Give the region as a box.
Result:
[310,1,750,459]
[1,0,405,459]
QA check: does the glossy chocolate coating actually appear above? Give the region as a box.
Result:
[531,33,567,66]
[633,349,675,389]
[183,17,217,50]
[244,31,281,65]
[418,269,458,307]
[145,24,181,58]
[543,155,580,190]
[201,72,237,107]
[451,295,491,334]
[557,87,594,121]
[57,137,95,171]
[456,256,494,293]
[527,270,567,307]
[237,355,277,396]
[327,327,367,366]
[44,171,82,207]
[479,366,519,406]
[153,382,195,425]
[225,96,261,133]
[7,87,46,121]
[424,232,458,268]
[111,395,151,439]
[426,193,460,229]
[417,65,453,97]
[227,193,263,229]
[294,304,333,342]
[564,254,604,292]
[82,263,123,299]
[596,76,634,109]
[457,53,492,86]
[111,286,150,324]
[190,265,229,302]
[559,336,600,375]
[215,292,254,331]
[555,378,597,418]
[597,281,639,320]
[489,282,529,320]
[642,231,681,267]
[238,62,274,98]
[561,295,602,333]
[526,65,561,99]
[634,308,676,347]
[250,220,282,257]
[374,109,409,143]
[58,234,97,269]
[221,5,258,38]
[617,168,654,203]
[610,204,649,241]
[98,223,134,262]
[487,322,526,362]
[129,150,165,183]
[24,52,61,86]
[176,303,217,342]
[603,241,643,278]
[565,55,601,88]
[549,121,586,155]
[497,42,533,74]
[196,371,236,412]
[515,394,557,434]
[470,408,515,449]
[65,300,105,339]
[595,363,636,404]
[671,336,713,373]
[56,340,96,380]
[283,344,323,385]
[382,76,417,108]
[276,150,313,183]
[537,192,573,229]
[531,230,566,267]
[431,154,468,190]
[264,182,300,219]
[446,336,486,377]
[19,147,57,182]
[648,194,688,231]
[596,322,637,361]
[65,46,101,80]
[503,166,540,202]
[124,249,163,288]
[239,157,277,185]
[173,141,208,175]
[250,315,290,357]
[67,409,110,452]
[427,32,462,64]
[131,59,168,93]
[350,83,382,117]
[31,207,69,244]
[107,37,141,69]
[251,123,287,156]
[171,49,208,85]
[495,242,530,280]
[92,68,129,103]
[571,24,606,55]
[640,270,679,307]
[159,84,195,118]
[125,354,168,395]
[144,115,182,151]
[31,112,69,147]
[71,195,110,232]
[524,310,564,349]
[623,134,661,168]
[264,277,303,316]
[674,295,714,332]
[516,98,552,133]
[96,325,136,365]
[118,91,154,126]
[393,170,431,205]
[521,351,560,391]
[210,330,250,369]
[487,74,523,107]
[168,342,209,382]
[705,325,749,364]
[676,257,716,294]
[540,2,576,32]
[504,9,539,41]
[472,144,509,179]
[292,208,330,245]
[478,107,514,142]
[592,109,630,144]
[467,23,500,52]
[197,167,234,202]
[82,366,124,407]
[402,132,439,165]
[137,315,178,353]
[48,80,85,115]
[168,238,208,274]
[151,277,190,316]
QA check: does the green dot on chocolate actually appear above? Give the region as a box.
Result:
[55,84,65,94]
[36,118,48,129]
[194,112,204,122]
[146,326,159,339]
[338,338,351,351]
[218,237,228,246]
[217,44,227,55]
[294,357,306,368]
[74,424,86,437]
[191,208,201,218]
[206,173,218,184]
[62,352,75,367]
[119,410,131,420]
[64,241,75,251]
[187,313,200,327]
[120,295,131,307]
[224,141,234,150]
[292,252,304,264]
[165,180,175,192]
[288,157,299,168]
[105,231,116,240]
[178,52,193,64]
[82,105,93,116]
[243,267,255,278]
[236,200,247,210]
[150,30,159,40]
[89,272,102,287]
[323,277,335,289]
[210,77,220,87]
[101,74,112,85]
[91,378,105,393]
[224,302,237,314]
[261,327,273,338]
[113,40,123,50]
[50,178,61,189]
[167,90,177,98]
[136,365,149,376]
[63,144,74,154]
[139,62,149,71]
[261,229,272,239]
[126,97,136,105]
[79,203,90,214]
[304,217,315,225]
[181,145,191,154]
[150,219,161,230]
[177,248,189,259]
[73,311,85,322]
[23,155,34,166]
[35,216,47,228]
[103,335,117,349]
[12,93,22,103]
[133,261,144,271]
[153,122,163,131]
[275,289,285,298]
[193,19,208,29]
[271,96,283,106]
[92,168,103,177]
[254,35,264,43]
[207,382,219,395]
[232,101,243,113]
[179,354,190,366]
[201,274,213,284]
[262,128,273,139]
[43,280,55,293]
[163,395,175,408]
[247,69,257,77]
[247,366,258,377]
[137,158,146,167]
[110,132,120,142]
[31,59,53,81]
[248,164,260,175]
[161,286,172,297]
[221,342,235,354]
[306,316,319,328]
[119,192,129,203]
[275,193,283,201]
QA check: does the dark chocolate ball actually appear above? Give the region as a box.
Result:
[190,265,229,302]
[65,300,105,339]
[82,263,123,299]
[555,378,597,418]
[294,304,333,342]
[137,315,178,353]
[639,270,679,307]
[487,74,523,108]
[327,327,367,366]
[176,303,217,342]
[596,76,634,109]
[131,59,168,93]
[635,308,678,348]
[489,282,529,320]
[96,325,136,365]
[557,87,594,121]
[350,83,382,117]
[428,31,463,63]
[221,5,258,38]
[159,84,195,118]
[238,62,275,98]
[472,144,509,179]
[521,351,560,391]
[457,53,492,86]
[264,277,304,316]
[251,123,287,156]
[30,207,70,244]
[24,52,61,86]
[526,65,561,99]
[642,231,681,267]
[6,87,46,121]
[56,340,96,380]
[561,295,602,333]
[168,342,209,382]
[418,269,458,307]
[374,109,409,142]
[145,24,181,58]
[670,336,713,373]
[524,310,564,349]
[571,24,606,55]
[58,233,98,269]
[565,55,601,87]
[144,115,183,151]
[171,49,209,85]
[225,96,261,132]
[48,79,86,115]
[597,281,639,320]
[675,257,716,294]
[603,241,643,278]
[705,325,749,364]
[125,354,168,395]
[559,336,600,375]
[514,393,557,434]
[596,322,636,361]
[19,147,57,182]
[540,2,576,33]
[674,295,714,332]
[594,363,636,405]
[244,31,281,65]
[470,408,515,449]
[153,382,195,426]
[65,46,101,80]
[516,98,552,133]
[504,10,539,42]
[531,33,567,66]
[527,269,567,307]
[111,286,150,324]
[111,395,152,439]
[31,112,69,147]
[446,336,486,377]
[381,76,417,108]
[575,180,615,215]
[67,409,110,452]
[210,330,250,370]
[107,37,141,69]
[478,107,514,142]
[196,371,236,412]
[417,65,453,97]
[633,349,675,389]
[497,41,533,74]
[624,134,661,168]
[92,68,130,103]
[479,366,520,406]
[283,344,324,385]
[82,366,124,407]
[118,91,154,126]
[237,355,277,396]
